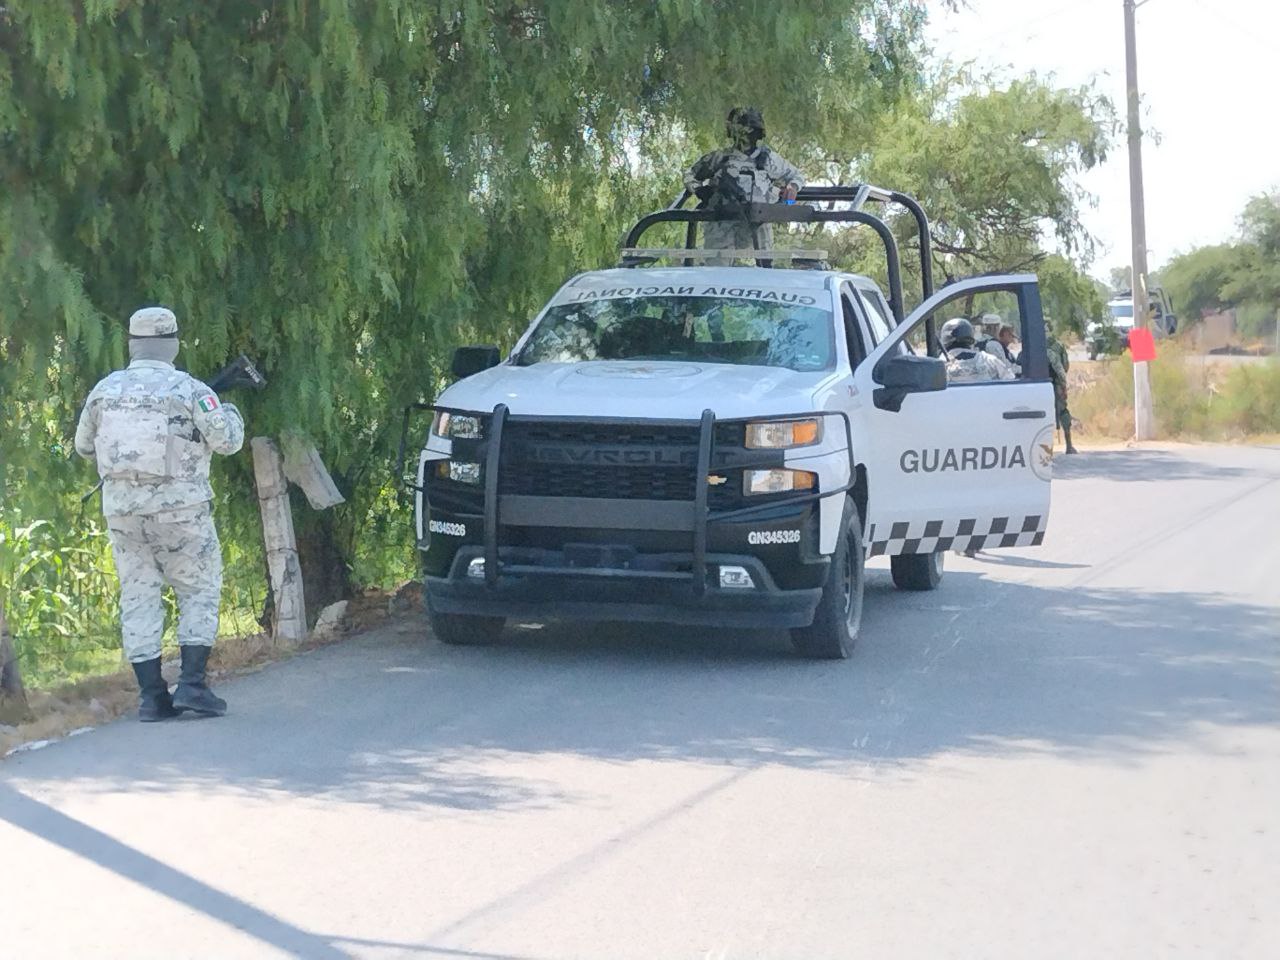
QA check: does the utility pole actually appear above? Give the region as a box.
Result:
[1125,0,1156,439]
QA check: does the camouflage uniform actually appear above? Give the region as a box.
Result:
[946,347,1017,383]
[982,331,1020,371]
[1046,335,1077,452]
[74,317,244,664]
[684,107,804,264]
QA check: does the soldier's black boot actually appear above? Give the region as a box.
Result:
[130,657,178,722]
[171,645,227,717]
[1063,423,1079,454]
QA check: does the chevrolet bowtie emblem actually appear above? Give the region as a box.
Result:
[707,475,728,486]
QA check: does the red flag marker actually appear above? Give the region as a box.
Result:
[1129,327,1156,362]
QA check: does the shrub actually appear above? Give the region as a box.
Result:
[1210,359,1280,436]
[1069,347,1280,441]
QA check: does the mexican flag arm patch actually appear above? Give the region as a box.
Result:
[197,394,220,413]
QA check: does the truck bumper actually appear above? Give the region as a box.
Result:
[427,546,824,629]
[412,404,853,631]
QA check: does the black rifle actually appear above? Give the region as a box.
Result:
[207,354,267,393]
[80,355,267,503]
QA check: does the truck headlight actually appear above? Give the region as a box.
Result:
[437,460,482,484]
[745,418,821,449]
[744,469,816,496]
[433,412,483,439]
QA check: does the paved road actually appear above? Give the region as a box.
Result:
[3,444,1279,959]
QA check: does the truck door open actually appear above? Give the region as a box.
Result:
[851,275,1055,558]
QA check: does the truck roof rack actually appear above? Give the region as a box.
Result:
[619,247,830,267]
[619,184,934,327]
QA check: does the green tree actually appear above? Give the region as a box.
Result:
[1108,265,1132,294]
[856,71,1113,282]
[1037,254,1107,338]
[1221,193,1280,309]
[1,1,930,625]
[816,70,1113,331]
[1158,244,1243,322]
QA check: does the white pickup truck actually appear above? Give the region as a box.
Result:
[403,186,1056,658]
[1087,287,1178,358]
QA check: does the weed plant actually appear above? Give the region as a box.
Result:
[1071,346,1280,441]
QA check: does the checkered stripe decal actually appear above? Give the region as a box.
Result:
[866,515,1046,558]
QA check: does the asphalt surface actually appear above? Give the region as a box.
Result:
[3,443,1279,959]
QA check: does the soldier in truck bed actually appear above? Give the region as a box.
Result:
[683,107,805,261]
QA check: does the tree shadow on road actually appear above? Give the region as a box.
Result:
[1054,447,1280,483]
[4,567,1276,959]
[5,568,1276,813]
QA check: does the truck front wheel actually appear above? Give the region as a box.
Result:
[890,551,944,591]
[427,592,505,646]
[791,498,863,660]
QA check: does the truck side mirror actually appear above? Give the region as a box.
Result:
[873,354,947,412]
[451,345,501,379]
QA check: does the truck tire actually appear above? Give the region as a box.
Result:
[427,593,505,646]
[1088,344,1099,360]
[890,551,944,591]
[791,498,863,660]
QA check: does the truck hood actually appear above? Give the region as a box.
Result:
[438,361,834,420]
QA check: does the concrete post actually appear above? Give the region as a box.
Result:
[251,437,307,645]
[1125,0,1156,440]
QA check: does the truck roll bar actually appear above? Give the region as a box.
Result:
[623,183,933,322]
[621,202,906,325]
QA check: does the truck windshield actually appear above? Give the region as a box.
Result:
[514,295,834,372]
[1110,303,1134,318]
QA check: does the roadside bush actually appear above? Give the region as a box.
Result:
[1071,347,1280,440]
[0,517,122,688]
[1210,360,1280,436]
[1,500,268,689]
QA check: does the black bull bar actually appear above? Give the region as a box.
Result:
[397,405,855,594]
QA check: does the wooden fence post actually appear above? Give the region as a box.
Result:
[251,437,308,645]
[0,599,32,725]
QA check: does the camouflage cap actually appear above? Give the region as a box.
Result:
[129,306,178,339]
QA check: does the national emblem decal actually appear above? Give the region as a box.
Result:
[1031,425,1055,481]
[198,395,220,413]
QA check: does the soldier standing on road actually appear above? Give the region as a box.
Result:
[74,307,245,721]
[1046,333,1078,454]
[683,107,805,262]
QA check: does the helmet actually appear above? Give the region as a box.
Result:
[940,317,975,349]
[726,106,765,146]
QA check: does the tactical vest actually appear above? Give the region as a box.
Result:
[710,147,775,206]
[93,371,196,482]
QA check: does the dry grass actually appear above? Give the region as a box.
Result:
[1068,348,1280,442]
[1,583,423,758]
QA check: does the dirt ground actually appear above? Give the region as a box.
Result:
[0,585,420,758]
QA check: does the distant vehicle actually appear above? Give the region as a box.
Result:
[1085,287,1177,359]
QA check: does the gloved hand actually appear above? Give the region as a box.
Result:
[694,184,715,204]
